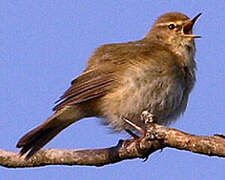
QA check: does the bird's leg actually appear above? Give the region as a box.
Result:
[123,113,157,161]
[123,111,156,137]
[125,129,140,139]
[141,111,159,141]
[123,117,145,135]
[124,111,158,141]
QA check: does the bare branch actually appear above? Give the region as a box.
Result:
[1,124,225,168]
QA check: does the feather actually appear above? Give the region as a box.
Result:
[53,66,116,111]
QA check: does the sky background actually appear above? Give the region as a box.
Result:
[0,1,225,179]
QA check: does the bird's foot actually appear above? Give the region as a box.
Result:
[141,111,155,124]
[124,111,158,141]
[123,117,158,161]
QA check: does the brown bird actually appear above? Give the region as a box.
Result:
[16,12,201,159]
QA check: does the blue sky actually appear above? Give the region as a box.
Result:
[1,1,225,179]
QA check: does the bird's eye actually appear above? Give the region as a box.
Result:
[168,24,175,30]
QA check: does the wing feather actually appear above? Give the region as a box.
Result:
[53,66,116,111]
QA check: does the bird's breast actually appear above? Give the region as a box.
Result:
[99,62,190,130]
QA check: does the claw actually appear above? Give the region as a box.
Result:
[141,111,155,124]
[142,155,149,162]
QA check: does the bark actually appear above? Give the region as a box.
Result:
[1,123,225,168]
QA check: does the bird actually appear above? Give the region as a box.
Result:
[16,12,201,159]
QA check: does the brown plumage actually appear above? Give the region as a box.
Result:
[16,12,201,159]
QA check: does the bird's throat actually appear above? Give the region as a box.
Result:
[172,41,196,69]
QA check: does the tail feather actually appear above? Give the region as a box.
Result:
[16,118,72,160]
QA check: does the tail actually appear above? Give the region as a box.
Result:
[16,107,82,160]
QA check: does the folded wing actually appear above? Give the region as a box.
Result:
[53,65,116,111]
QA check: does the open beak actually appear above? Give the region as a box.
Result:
[183,13,202,38]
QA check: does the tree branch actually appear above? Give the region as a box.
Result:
[1,123,225,168]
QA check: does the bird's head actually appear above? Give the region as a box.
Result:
[145,12,201,51]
